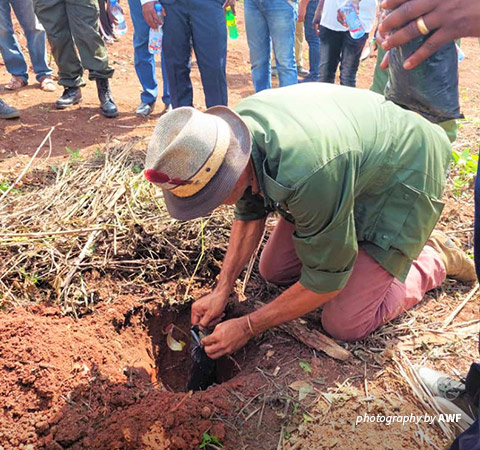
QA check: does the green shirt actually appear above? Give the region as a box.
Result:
[233,83,451,293]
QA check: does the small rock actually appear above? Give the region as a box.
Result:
[200,406,211,418]
[35,421,50,434]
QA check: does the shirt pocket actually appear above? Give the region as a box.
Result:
[366,182,444,260]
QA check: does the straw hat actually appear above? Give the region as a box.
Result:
[144,106,252,220]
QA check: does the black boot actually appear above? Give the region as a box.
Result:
[96,78,118,118]
[55,87,82,109]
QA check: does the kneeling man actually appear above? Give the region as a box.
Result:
[144,83,475,359]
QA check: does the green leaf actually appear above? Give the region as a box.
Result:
[303,412,313,422]
[299,361,312,373]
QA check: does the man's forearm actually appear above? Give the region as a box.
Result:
[249,281,340,334]
[216,218,266,294]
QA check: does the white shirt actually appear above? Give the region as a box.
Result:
[320,0,377,33]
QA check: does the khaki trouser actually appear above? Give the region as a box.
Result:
[33,0,114,87]
[295,21,304,67]
[258,218,446,341]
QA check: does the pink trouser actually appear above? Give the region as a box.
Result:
[258,218,447,341]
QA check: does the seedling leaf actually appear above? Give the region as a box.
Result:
[166,328,186,352]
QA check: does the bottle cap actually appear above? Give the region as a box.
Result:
[110,0,117,4]
[155,2,162,11]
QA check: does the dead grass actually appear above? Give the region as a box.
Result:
[0,137,234,316]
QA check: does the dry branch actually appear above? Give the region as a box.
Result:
[442,283,479,328]
[254,301,351,361]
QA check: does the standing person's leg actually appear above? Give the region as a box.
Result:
[244,0,272,92]
[318,26,344,84]
[321,246,446,341]
[64,0,113,81]
[190,0,228,107]
[160,52,171,107]
[338,31,368,87]
[127,0,158,111]
[295,20,307,76]
[11,0,52,83]
[0,0,29,86]
[303,0,320,80]
[268,0,298,88]
[33,0,85,89]
[65,0,117,117]
[162,0,193,108]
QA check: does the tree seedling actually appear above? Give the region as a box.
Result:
[199,432,223,449]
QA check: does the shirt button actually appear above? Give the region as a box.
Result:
[382,234,388,239]
[404,194,409,200]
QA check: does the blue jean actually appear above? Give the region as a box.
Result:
[303,0,320,79]
[128,0,170,105]
[244,0,298,92]
[162,0,227,108]
[0,0,52,82]
[318,25,368,87]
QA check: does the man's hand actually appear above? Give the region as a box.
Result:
[337,9,347,27]
[313,6,323,36]
[379,0,480,69]
[201,317,251,359]
[142,1,163,29]
[191,289,229,328]
[223,0,236,15]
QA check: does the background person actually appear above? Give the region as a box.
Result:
[244,0,298,92]
[128,0,171,116]
[313,0,377,87]
[32,0,118,117]
[0,0,55,92]
[158,0,234,108]
[298,0,321,82]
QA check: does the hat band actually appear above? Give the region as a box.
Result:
[169,118,230,198]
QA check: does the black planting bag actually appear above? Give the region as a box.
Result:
[385,35,462,123]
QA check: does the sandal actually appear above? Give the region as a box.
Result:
[4,75,27,90]
[40,76,56,92]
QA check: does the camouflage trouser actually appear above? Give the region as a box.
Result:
[33,0,114,87]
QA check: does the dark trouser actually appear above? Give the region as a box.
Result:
[318,25,367,87]
[33,0,114,88]
[303,0,320,79]
[162,0,228,108]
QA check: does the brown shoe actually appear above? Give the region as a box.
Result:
[426,230,476,282]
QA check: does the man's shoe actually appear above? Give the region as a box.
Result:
[96,79,118,118]
[297,66,309,78]
[136,102,155,116]
[162,103,172,114]
[414,365,477,429]
[55,87,82,109]
[0,98,20,119]
[426,230,476,282]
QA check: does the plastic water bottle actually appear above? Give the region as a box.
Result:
[110,0,127,35]
[339,1,365,39]
[225,6,238,40]
[456,43,465,63]
[148,3,163,54]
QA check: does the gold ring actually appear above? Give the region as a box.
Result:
[416,16,430,35]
